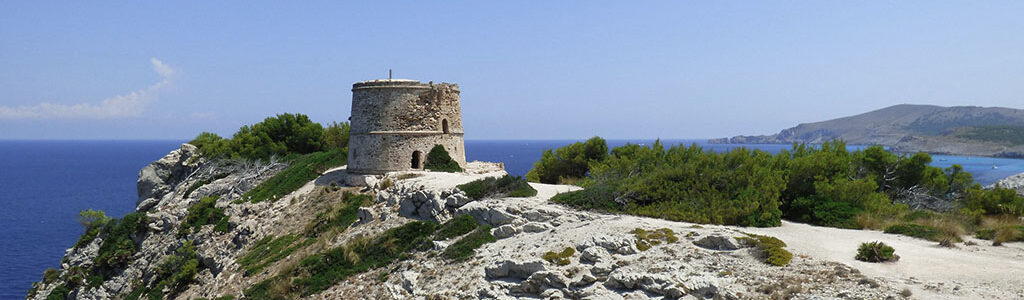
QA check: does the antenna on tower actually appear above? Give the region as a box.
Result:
[389,69,392,80]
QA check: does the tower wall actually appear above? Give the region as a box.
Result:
[347,79,466,174]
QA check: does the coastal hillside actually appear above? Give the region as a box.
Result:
[711,104,1024,157]
[26,143,1024,299]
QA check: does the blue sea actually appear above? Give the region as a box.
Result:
[3,139,1024,298]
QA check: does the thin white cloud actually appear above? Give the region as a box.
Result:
[0,58,176,120]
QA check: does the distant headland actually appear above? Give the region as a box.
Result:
[711,104,1024,158]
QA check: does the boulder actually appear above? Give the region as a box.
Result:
[492,224,521,239]
[694,235,741,251]
[577,234,637,255]
[485,260,546,280]
[357,207,377,225]
[522,222,553,233]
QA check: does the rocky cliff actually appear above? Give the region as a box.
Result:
[27,144,1024,299]
[711,104,1024,157]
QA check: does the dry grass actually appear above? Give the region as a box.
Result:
[855,214,894,230]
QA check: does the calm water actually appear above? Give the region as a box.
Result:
[3,139,1023,297]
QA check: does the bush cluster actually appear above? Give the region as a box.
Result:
[457,175,537,200]
[424,144,462,173]
[442,226,496,261]
[633,228,679,251]
[542,137,1024,233]
[435,214,479,241]
[526,137,607,184]
[241,149,347,203]
[737,234,792,266]
[542,247,575,266]
[246,221,439,298]
[94,212,149,270]
[126,241,200,300]
[855,241,898,262]
[189,113,349,161]
[178,195,229,237]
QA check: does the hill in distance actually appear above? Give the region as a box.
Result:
[711,104,1024,158]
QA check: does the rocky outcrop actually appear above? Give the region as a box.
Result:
[991,172,1024,196]
[136,144,200,208]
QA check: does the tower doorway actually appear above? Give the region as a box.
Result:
[412,151,422,169]
[442,119,450,134]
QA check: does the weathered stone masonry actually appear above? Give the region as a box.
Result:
[346,79,467,174]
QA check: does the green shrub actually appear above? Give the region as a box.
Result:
[94,212,148,270]
[526,136,607,184]
[303,193,368,238]
[558,142,784,227]
[435,214,479,241]
[884,223,946,242]
[323,121,350,150]
[236,234,315,276]
[179,195,229,237]
[46,285,71,300]
[442,226,496,261]
[737,234,792,266]
[191,113,328,161]
[855,241,898,262]
[86,274,103,288]
[424,145,462,173]
[242,149,347,203]
[131,241,201,300]
[42,268,60,284]
[247,221,439,298]
[457,175,537,200]
[633,228,679,251]
[542,247,575,266]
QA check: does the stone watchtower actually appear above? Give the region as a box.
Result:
[346,79,467,174]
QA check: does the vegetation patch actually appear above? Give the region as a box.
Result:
[190,113,349,161]
[45,285,72,300]
[236,234,315,276]
[241,149,347,203]
[74,209,110,249]
[303,193,370,238]
[855,241,899,262]
[632,228,679,251]
[94,212,148,270]
[883,223,947,242]
[457,175,538,200]
[424,144,462,173]
[245,221,438,298]
[542,247,575,266]
[435,214,479,241]
[125,241,200,300]
[976,225,1024,245]
[956,125,1024,146]
[526,136,607,184]
[179,195,229,237]
[442,226,497,261]
[737,234,792,266]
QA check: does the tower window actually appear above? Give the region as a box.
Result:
[442,119,450,134]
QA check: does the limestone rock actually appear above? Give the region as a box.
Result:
[136,143,199,206]
[577,234,637,255]
[492,224,521,239]
[485,260,546,280]
[357,207,377,225]
[522,222,553,233]
[401,271,419,293]
[694,235,741,251]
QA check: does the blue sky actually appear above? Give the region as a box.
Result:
[2,1,1023,140]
